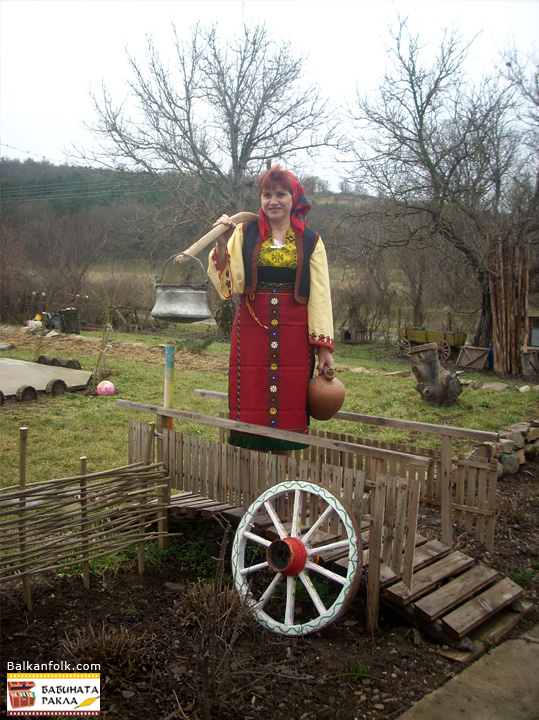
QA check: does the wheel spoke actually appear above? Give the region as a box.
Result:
[254,572,284,610]
[299,570,327,615]
[290,489,303,537]
[305,561,347,585]
[240,560,270,576]
[302,504,334,544]
[309,539,350,557]
[264,499,288,539]
[243,530,271,547]
[285,575,297,626]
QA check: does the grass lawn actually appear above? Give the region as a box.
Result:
[0,324,537,487]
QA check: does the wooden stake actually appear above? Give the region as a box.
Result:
[18,427,32,612]
[366,466,384,634]
[80,456,90,590]
[440,434,453,547]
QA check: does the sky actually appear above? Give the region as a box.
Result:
[1,0,538,187]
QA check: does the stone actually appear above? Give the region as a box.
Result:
[499,431,526,449]
[516,449,526,465]
[500,438,516,453]
[482,382,509,391]
[524,443,538,460]
[0,342,15,351]
[500,453,521,475]
[527,427,539,442]
[503,422,530,436]
[466,446,493,461]
[520,385,531,393]
[483,441,503,459]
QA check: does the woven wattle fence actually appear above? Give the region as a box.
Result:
[0,427,170,611]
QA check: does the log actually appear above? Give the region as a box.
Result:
[59,307,80,334]
[410,343,463,405]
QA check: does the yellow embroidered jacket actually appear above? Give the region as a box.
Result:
[208,222,334,350]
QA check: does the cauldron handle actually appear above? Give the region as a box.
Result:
[156,253,207,285]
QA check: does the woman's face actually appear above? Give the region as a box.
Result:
[260,184,294,225]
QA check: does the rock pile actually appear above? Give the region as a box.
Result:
[469,420,539,477]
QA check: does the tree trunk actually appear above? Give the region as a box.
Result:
[410,343,462,405]
[473,281,493,348]
[59,307,80,335]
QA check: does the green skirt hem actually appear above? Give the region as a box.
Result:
[228,433,308,452]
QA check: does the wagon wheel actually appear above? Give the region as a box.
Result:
[437,340,451,362]
[231,480,362,637]
[395,338,411,357]
[45,379,67,396]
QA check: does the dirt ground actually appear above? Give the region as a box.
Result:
[0,327,230,374]
[1,329,538,720]
[1,464,538,720]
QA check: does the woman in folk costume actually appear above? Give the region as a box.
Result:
[208,165,334,452]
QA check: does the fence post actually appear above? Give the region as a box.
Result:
[366,459,385,633]
[138,423,155,574]
[80,456,90,590]
[18,427,32,612]
[440,434,453,547]
[164,341,175,431]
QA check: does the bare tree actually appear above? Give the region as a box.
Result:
[82,21,335,221]
[20,204,108,308]
[344,20,538,370]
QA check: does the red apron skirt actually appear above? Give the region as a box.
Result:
[229,289,314,450]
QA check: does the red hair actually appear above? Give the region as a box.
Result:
[257,164,296,195]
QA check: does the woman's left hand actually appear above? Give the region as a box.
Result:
[316,346,335,374]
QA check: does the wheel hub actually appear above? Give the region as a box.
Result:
[266,538,307,576]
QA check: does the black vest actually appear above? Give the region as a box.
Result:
[241,221,319,305]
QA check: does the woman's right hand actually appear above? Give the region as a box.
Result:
[213,214,236,245]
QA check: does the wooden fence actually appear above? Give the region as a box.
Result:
[128,418,426,631]
[310,430,499,552]
[0,429,170,611]
[126,395,499,553]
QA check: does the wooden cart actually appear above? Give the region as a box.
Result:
[396,327,467,361]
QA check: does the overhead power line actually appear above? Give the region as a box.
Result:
[0,142,67,165]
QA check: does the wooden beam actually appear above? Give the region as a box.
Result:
[193,389,499,443]
[116,400,432,468]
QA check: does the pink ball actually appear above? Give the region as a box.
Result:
[96,380,115,396]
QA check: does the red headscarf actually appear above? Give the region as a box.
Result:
[257,167,311,241]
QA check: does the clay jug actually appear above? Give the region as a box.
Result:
[307,366,345,420]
